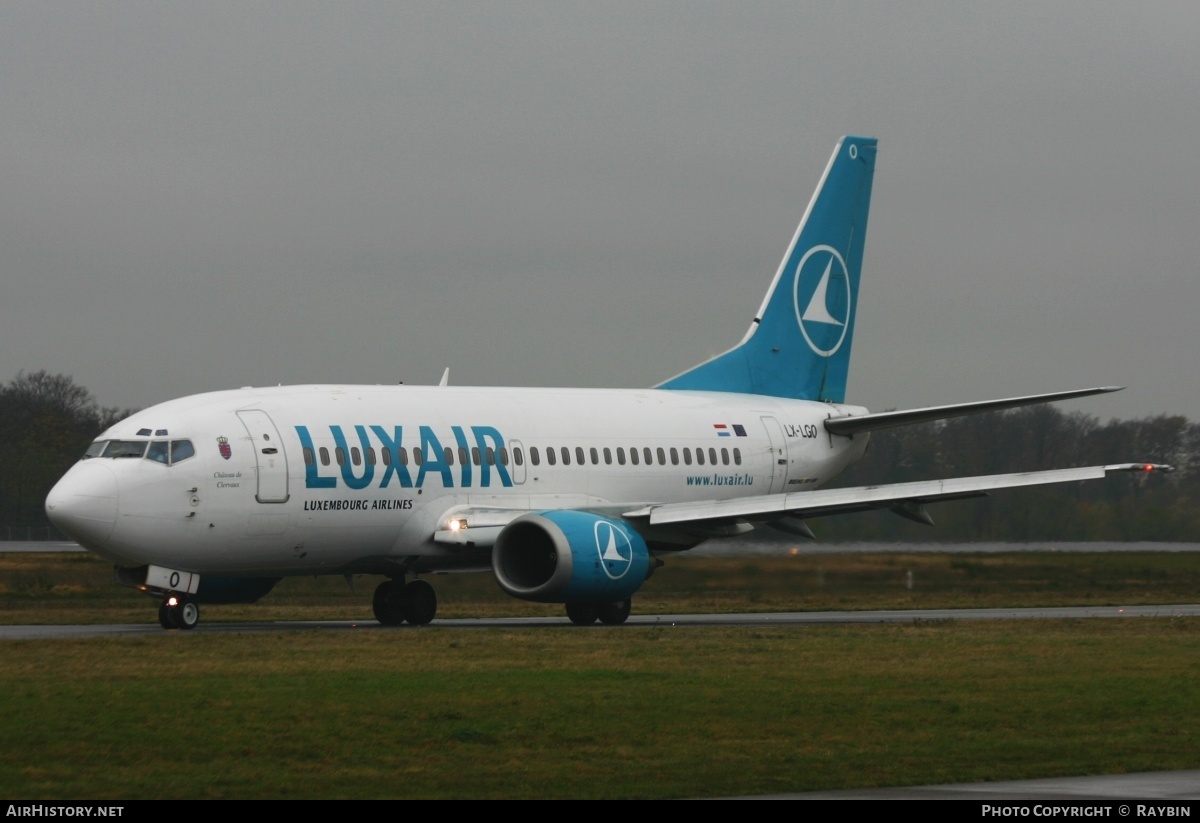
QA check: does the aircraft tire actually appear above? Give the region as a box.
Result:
[158,600,176,629]
[175,600,200,630]
[372,579,407,626]
[565,602,599,625]
[597,599,631,625]
[403,580,437,625]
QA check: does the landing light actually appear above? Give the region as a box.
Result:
[448,519,468,532]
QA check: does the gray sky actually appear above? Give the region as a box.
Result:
[2,2,1197,421]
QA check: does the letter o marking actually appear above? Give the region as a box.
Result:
[169,571,180,588]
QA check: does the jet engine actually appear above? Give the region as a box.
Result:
[492,511,652,603]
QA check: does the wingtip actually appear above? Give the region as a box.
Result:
[1105,463,1174,474]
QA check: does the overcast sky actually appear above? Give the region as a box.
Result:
[2,2,1197,422]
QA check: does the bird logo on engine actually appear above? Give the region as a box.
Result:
[594,520,634,581]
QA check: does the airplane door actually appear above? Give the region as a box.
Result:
[508,439,526,485]
[760,416,789,495]
[237,410,290,503]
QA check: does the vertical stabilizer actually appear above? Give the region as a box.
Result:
[658,136,877,402]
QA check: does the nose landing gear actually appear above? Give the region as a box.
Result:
[158,596,200,630]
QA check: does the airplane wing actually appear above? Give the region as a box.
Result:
[623,463,1172,529]
[432,463,1172,548]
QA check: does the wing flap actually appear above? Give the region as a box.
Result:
[633,463,1170,526]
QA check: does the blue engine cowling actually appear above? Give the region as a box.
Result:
[492,511,652,603]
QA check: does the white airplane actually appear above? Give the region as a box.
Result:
[45,136,1169,630]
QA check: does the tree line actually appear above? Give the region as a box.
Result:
[822,405,1199,542]
[1,372,1196,541]
[0,371,131,534]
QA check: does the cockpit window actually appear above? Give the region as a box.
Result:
[171,440,195,464]
[102,440,148,458]
[85,438,195,465]
[146,441,170,464]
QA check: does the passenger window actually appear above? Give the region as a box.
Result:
[335,447,346,466]
[412,447,423,466]
[616,447,625,465]
[670,448,679,465]
[721,447,729,465]
[590,447,599,465]
[733,448,742,465]
[512,447,522,466]
[472,447,482,466]
[398,448,408,466]
[709,448,718,465]
[351,447,361,466]
[382,448,392,466]
[366,447,377,466]
[656,447,666,465]
[575,446,585,465]
[459,447,469,466]
[444,447,455,465]
[303,447,315,466]
[530,446,540,466]
[628,447,637,466]
[546,447,556,466]
[486,447,495,465]
[696,448,705,466]
[146,441,170,464]
[561,447,571,466]
[320,447,331,466]
[683,448,692,465]
[499,447,509,466]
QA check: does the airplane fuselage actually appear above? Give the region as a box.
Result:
[49,385,869,578]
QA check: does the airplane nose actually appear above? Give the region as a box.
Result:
[45,462,118,546]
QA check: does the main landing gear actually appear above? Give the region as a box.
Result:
[373,578,438,626]
[565,599,632,626]
[158,595,199,630]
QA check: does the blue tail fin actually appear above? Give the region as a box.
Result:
[658,136,877,402]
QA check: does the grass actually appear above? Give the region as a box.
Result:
[2,549,1199,798]
[2,550,1200,624]
[2,621,1199,798]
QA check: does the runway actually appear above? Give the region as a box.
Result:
[5,602,1200,640]
[768,770,1200,800]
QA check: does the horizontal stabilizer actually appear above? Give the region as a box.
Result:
[824,386,1123,437]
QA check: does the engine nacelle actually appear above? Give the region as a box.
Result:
[492,511,652,603]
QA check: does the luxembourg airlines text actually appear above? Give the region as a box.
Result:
[301,499,414,511]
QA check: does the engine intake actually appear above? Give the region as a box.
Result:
[492,511,652,603]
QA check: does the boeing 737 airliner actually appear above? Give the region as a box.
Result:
[45,136,1169,629]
